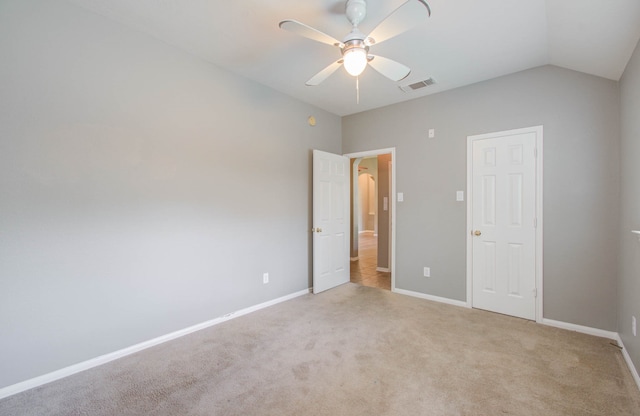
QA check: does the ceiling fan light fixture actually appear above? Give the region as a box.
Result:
[280,0,431,85]
[343,44,368,76]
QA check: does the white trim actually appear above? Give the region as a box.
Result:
[376,267,390,273]
[535,129,544,323]
[387,160,392,272]
[0,288,311,400]
[466,126,544,322]
[466,137,473,308]
[540,318,617,340]
[344,148,396,292]
[394,288,469,308]
[616,335,640,391]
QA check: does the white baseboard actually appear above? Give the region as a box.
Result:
[540,318,618,340]
[376,267,390,272]
[350,257,359,262]
[393,288,468,308]
[0,288,311,400]
[616,335,640,392]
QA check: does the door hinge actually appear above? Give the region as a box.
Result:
[532,288,537,298]
[534,147,538,158]
[533,217,537,228]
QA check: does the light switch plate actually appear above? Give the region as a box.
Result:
[428,129,435,138]
[397,192,404,202]
[456,191,464,201]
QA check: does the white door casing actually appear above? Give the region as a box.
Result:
[312,150,350,294]
[467,126,543,321]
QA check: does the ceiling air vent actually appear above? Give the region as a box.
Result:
[399,78,436,93]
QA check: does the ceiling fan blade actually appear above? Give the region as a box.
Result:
[366,0,431,45]
[279,20,342,47]
[306,60,343,86]
[367,55,411,81]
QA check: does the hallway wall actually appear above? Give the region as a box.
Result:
[376,154,392,270]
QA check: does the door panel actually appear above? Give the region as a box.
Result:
[471,132,537,320]
[313,150,350,294]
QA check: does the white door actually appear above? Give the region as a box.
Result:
[313,150,350,294]
[470,129,538,320]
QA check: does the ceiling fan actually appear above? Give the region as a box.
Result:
[279,0,431,86]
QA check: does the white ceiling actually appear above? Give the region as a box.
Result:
[66,0,640,116]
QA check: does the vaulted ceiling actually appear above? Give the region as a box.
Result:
[67,0,640,116]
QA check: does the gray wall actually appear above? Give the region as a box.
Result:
[619,39,640,376]
[377,154,391,270]
[343,65,620,331]
[0,0,341,389]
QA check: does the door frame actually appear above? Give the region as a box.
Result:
[344,148,396,291]
[465,126,544,322]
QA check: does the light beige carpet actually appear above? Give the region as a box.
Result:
[1,283,639,415]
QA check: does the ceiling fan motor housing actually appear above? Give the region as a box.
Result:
[342,38,369,56]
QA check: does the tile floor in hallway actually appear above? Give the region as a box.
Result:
[350,232,391,290]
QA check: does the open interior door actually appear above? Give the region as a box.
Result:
[313,150,350,294]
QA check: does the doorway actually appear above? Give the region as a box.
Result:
[346,149,395,291]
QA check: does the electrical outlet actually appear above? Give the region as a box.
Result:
[633,316,637,336]
[423,267,431,277]
[263,273,269,284]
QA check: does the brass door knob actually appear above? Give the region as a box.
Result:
[473,230,482,236]
[312,227,322,233]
